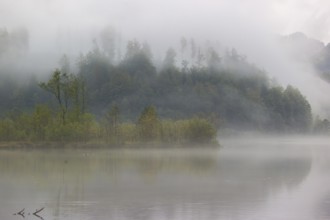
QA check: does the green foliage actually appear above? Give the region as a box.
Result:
[0,106,97,142]
[282,85,312,132]
[118,123,138,143]
[137,105,160,141]
[0,118,16,141]
[181,118,217,143]
[159,118,217,144]
[103,105,121,143]
[32,104,52,140]
[262,85,312,132]
[98,107,217,145]
[45,113,96,142]
[39,69,86,125]
[0,39,315,137]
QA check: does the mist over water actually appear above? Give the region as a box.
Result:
[1,1,330,219]
[1,137,330,220]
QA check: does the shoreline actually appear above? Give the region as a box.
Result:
[0,140,220,150]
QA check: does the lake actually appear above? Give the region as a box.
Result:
[1,137,330,220]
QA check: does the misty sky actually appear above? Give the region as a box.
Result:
[1,0,330,49]
[1,0,330,115]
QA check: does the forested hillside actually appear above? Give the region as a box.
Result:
[281,32,330,83]
[0,37,312,135]
[77,41,312,132]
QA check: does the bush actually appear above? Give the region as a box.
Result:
[119,123,138,143]
[181,118,217,143]
[136,105,160,141]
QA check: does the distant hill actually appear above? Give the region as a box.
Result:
[280,32,330,82]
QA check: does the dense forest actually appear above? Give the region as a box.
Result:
[76,40,312,132]
[0,28,323,143]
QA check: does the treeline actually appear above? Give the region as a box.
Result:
[0,36,316,136]
[0,104,217,145]
[75,39,312,133]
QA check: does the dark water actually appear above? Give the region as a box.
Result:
[1,137,330,220]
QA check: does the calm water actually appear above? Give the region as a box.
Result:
[1,137,330,220]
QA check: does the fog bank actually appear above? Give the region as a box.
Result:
[1,0,330,116]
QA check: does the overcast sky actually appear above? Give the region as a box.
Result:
[1,0,330,47]
[1,0,330,115]
[1,0,330,67]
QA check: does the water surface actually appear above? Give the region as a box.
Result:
[1,137,330,220]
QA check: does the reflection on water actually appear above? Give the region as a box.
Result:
[1,137,329,220]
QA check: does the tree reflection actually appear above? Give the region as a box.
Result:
[0,147,313,220]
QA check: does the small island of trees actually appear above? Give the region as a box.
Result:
[0,67,218,147]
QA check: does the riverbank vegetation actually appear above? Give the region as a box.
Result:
[0,104,217,146]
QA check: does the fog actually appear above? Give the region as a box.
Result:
[2,0,330,54]
[1,0,330,116]
[3,137,330,219]
[3,3,330,219]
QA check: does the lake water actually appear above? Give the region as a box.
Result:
[1,137,330,220]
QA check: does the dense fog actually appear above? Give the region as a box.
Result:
[1,0,330,137]
[2,2,330,220]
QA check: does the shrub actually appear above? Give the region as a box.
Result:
[182,118,217,143]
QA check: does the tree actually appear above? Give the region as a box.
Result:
[77,49,112,96]
[39,69,85,125]
[313,116,330,134]
[68,74,86,119]
[137,105,159,141]
[104,105,121,143]
[32,104,52,140]
[162,48,177,70]
[0,118,15,141]
[181,60,189,73]
[263,85,312,132]
[100,26,117,63]
[121,40,156,80]
[125,39,141,59]
[282,85,312,132]
[206,47,221,69]
[39,70,64,123]
[183,118,216,143]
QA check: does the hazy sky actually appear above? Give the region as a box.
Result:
[1,0,329,74]
[1,0,330,46]
[1,0,330,115]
